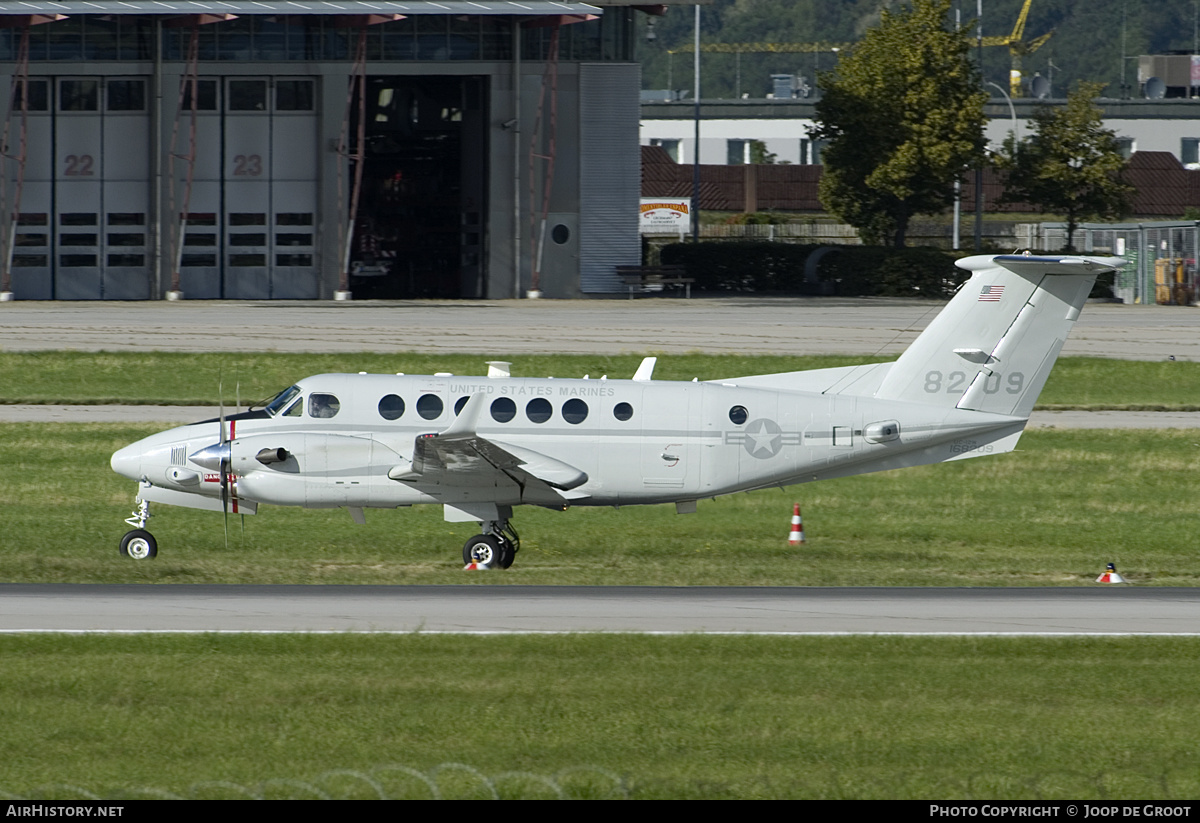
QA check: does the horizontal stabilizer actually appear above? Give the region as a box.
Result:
[985,254,1125,278]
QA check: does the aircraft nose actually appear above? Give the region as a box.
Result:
[110,443,142,480]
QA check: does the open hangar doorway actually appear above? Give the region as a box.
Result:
[347,75,488,299]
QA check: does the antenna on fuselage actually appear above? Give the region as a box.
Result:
[486,361,511,378]
[633,357,657,382]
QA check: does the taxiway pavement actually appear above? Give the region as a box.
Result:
[1,298,1196,359]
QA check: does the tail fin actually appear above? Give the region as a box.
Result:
[874,254,1122,418]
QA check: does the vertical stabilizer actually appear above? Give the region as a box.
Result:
[874,254,1122,418]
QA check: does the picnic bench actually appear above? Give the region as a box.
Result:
[616,265,695,298]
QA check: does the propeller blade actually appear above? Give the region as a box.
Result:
[220,455,230,550]
[218,368,228,549]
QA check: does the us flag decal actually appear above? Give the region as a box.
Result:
[978,285,1005,302]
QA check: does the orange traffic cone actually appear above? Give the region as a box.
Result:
[788,503,805,546]
[1096,563,1126,584]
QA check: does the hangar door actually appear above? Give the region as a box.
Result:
[173,77,318,299]
[7,76,151,300]
[347,75,487,299]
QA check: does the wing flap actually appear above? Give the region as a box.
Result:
[405,434,588,490]
[392,394,589,500]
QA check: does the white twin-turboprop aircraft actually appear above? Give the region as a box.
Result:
[111,253,1122,568]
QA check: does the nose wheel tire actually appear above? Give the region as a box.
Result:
[463,534,512,569]
[120,529,158,560]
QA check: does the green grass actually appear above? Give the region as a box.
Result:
[0,352,845,406]
[4,423,1197,586]
[2,352,1199,409]
[2,634,1200,799]
[1039,358,1200,410]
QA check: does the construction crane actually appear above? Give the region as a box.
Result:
[664,1,1051,99]
[668,42,851,54]
[980,0,1054,98]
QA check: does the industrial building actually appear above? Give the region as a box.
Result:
[0,1,654,301]
[641,96,1200,170]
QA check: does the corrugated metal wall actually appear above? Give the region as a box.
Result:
[579,63,640,294]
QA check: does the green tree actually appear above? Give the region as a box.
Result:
[809,0,986,247]
[996,82,1133,252]
[748,140,779,164]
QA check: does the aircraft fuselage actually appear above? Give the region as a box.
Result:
[112,370,1024,513]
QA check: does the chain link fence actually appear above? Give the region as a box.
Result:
[1020,221,1199,305]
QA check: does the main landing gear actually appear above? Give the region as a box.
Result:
[462,519,520,569]
[119,499,158,560]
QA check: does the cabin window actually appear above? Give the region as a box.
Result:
[613,402,633,421]
[526,398,552,423]
[562,398,588,424]
[417,393,443,420]
[729,405,748,425]
[309,393,340,419]
[378,394,405,420]
[490,397,516,423]
[454,396,470,415]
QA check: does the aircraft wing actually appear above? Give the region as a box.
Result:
[390,393,589,506]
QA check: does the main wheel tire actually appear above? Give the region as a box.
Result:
[462,534,512,569]
[496,535,517,569]
[119,529,158,560]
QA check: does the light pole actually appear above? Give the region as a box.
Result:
[811,46,839,99]
[986,80,1018,143]
[975,0,983,251]
[691,4,700,242]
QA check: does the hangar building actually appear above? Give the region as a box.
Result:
[0,1,650,300]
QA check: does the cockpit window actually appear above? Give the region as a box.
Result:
[283,399,302,417]
[263,385,301,417]
[309,393,340,419]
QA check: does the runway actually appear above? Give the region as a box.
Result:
[2,585,1198,635]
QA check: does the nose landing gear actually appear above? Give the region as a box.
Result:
[119,499,158,560]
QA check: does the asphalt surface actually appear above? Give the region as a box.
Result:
[1,585,1196,635]
[1,297,1197,359]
